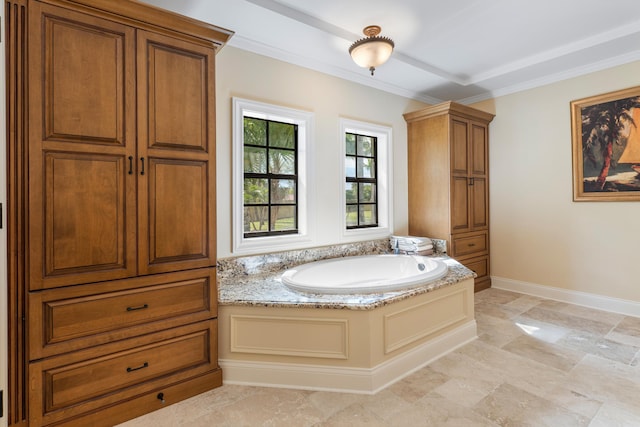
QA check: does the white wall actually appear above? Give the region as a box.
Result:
[215,47,427,258]
[475,61,640,304]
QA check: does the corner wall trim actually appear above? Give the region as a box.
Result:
[219,320,477,394]
[491,276,640,318]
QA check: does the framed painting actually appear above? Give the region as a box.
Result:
[571,86,640,201]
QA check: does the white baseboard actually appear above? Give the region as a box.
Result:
[219,320,477,394]
[492,276,640,318]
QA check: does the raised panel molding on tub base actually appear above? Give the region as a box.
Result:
[218,278,476,393]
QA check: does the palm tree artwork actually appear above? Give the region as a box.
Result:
[581,95,640,192]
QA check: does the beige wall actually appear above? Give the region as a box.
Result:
[474,61,640,303]
[215,46,427,258]
[215,46,640,303]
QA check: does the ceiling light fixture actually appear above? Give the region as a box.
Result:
[349,25,394,76]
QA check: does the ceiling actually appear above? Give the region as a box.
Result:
[141,0,640,104]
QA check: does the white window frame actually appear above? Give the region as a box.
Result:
[339,118,393,241]
[232,97,315,254]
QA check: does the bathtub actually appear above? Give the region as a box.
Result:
[281,254,448,294]
[218,242,476,393]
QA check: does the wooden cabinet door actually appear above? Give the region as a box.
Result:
[450,117,471,233]
[137,30,216,275]
[451,175,471,232]
[471,176,488,229]
[28,3,137,289]
[450,118,469,175]
[451,118,489,233]
[470,122,489,230]
[470,122,488,176]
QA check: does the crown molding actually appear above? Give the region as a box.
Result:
[460,50,640,105]
[228,34,444,104]
[229,1,640,104]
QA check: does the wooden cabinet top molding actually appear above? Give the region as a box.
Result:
[403,101,495,124]
[39,0,234,48]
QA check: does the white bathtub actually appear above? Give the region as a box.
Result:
[281,254,448,294]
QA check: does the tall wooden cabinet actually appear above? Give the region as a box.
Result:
[6,0,232,425]
[404,102,495,292]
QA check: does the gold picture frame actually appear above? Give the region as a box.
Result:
[571,86,640,201]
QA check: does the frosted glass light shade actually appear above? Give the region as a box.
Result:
[349,26,394,75]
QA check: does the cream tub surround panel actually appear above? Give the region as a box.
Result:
[217,239,476,393]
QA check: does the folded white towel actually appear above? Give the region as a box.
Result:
[397,242,432,249]
[416,244,433,250]
[396,242,433,252]
[392,235,432,246]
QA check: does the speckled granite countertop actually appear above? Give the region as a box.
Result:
[217,239,476,310]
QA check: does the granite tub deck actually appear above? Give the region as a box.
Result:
[217,239,478,393]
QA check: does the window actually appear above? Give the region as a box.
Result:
[243,118,298,237]
[345,133,378,228]
[233,98,314,254]
[340,119,393,240]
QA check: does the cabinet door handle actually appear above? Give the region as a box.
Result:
[140,157,145,176]
[126,362,149,373]
[468,177,474,186]
[128,156,133,175]
[126,303,149,312]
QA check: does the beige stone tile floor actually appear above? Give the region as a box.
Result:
[117,288,640,426]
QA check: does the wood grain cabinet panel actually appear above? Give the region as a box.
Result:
[29,321,218,426]
[471,123,488,176]
[462,256,489,284]
[451,232,488,257]
[46,330,211,411]
[137,30,216,275]
[471,176,488,229]
[451,119,469,174]
[143,158,212,273]
[404,102,494,292]
[42,152,131,283]
[8,0,232,425]
[28,2,137,290]
[451,175,470,231]
[28,4,218,289]
[29,268,217,359]
[37,5,133,145]
[143,38,210,151]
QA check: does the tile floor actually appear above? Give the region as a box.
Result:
[117,288,640,426]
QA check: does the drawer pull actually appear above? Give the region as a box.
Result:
[126,362,149,373]
[126,303,149,312]
[468,243,476,247]
[157,392,166,404]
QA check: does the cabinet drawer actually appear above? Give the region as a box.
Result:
[30,321,218,425]
[462,256,489,280]
[30,268,217,359]
[451,233,487,257]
